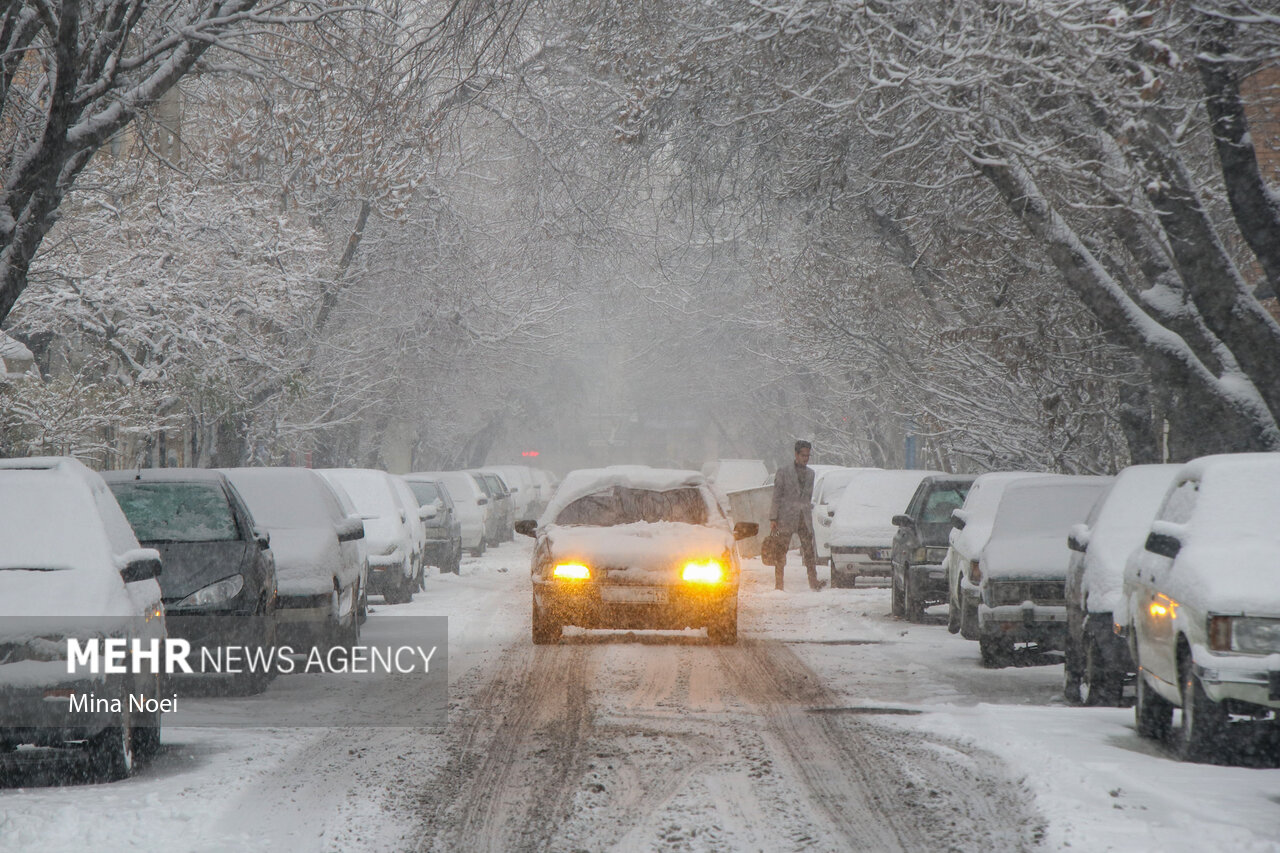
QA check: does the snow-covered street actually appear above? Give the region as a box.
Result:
[3,538,1278,853]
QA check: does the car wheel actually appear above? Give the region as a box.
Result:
[531,595,561,645]
[471,539,486,558]
[415,560,425,591]
[960,598,980,641]
[1082,637,1122,707]
[1175,656,1227,762]
[1063,635,1084,705]
[890,567,905,617]
[237,612,276,695]
[904,569,925,622]
[87,712,135,782]
[1135,667,1173,740]
[707,605,738,645]
[979,635,1011,668]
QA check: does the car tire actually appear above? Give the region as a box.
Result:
[87,712,135,782]
[471,539,486,558]
[1175,657,1227,762]
[890,568,905,617]
[1082,637,1122,707]
[1135,668,1173,740]
[237,612,277,695]
[904,569,925,622]
[979,635,1011,668]
[707,605,738,645]
[531,595,561,645]
[1063,635,1084,705]
[960,598,980,641]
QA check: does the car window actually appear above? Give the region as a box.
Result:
[109,482,240,542]
[1157,479,1198,525]
[409,482,441,504]
[555,486,708,526]
[920,486,970,524]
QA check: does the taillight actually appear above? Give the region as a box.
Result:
[969,560,982,583]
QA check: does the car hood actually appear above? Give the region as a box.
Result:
[1160,537,1280,615]
[982,535,1071,580]
[146,540,252,601]
[830,522,897,548]
[543,522,733,583]
[264,527,341,596]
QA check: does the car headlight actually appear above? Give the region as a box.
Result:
[682,560,724,584]
[552,563,590,580]
[176,575,244,608]
[1210,616,1280,654]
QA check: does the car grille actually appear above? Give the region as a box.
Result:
[990,581,1066,607]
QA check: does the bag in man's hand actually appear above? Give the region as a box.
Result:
[761,530,787,569]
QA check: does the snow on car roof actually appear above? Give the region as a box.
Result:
[831,469,943,528]
[319,468,399,516]
[540,466,708,527]
[989,476,1112,540]
[1179,452,1280,535]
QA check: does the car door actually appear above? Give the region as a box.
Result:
[1132,477,1198,691]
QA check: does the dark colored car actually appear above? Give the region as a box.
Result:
[891,475,975,621]
[470,470,514,545]
[402,477,463,574]
[104,469,277,694]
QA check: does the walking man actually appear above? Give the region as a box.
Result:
[769,440,821,591]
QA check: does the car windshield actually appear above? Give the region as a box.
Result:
[409,482,441,504]
[555,486,708,526]
[108,482,239,542]
[920,486,970,524]
[327,472,398,517]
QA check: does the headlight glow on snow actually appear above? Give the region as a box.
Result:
[681,560,724,584]
[176,574,244,608]
[552,563,591,580]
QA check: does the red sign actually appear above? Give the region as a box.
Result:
[521,451,540,457]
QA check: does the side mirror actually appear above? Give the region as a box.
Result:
[1144,530,1181,559]
[418,505,437,521]
[1067,523,1090,553]
[733,521,759,540]
[120,549,162,583]
[514,520,537,538]
[892,514,914,528]
[336,517,365,543]
[253,528,271,549]
[951,510,968,531]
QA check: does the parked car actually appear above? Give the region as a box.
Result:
[401,476,463,574]
[890,474,975,621]
[388,474,433,588]
[828,469,942,588]
[319,468,421,604]
[518,466,757,644]
[1063,464,1180,706]
[812,467,881,560]
[315,475,371,623]
[946,472,1046,638]
[0,457,165,780]
[1125,453,1280,762]
[528,468,558,518]
[472,470,514,543]
[411,471,489,556]
[486,465,539,523]
[972,475,1113,667]
[221,468,363,650]
[104,469,278,695]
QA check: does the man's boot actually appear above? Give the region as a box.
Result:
[775,564,785,591]
[807,563,823,590]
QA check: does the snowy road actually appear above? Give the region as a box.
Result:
[3,539,1279,852]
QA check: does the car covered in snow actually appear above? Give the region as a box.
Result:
[889,474,974,621]
[104,468,278,695]
[319,468,423,605]
[945,471,1046,638]
[827,469,942,588]
[972,475,1113,667]
[412,471,489,556]
[812,466,881,561]
[0,457,165,780]
[472,470,514,544]
[1124,453,1280,762]
[517,467,758,644]
[401,476,463,574]
[485,464,540,523]
[221,468,364,650]
[1063,464,1180,706]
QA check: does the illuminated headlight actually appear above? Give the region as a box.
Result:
[1211,616,1280,654]
[176,575,244,608]
[682,561,724,584]
[552,563,590,580]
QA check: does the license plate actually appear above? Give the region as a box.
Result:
[600,586,667,604]
[874,549,892,561]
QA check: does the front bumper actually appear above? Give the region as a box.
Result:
[830,546,892,576]
[978,603,1068,647]
[366,554,409,594]
[533,580,737,630]
[1192,647,1280,711]
[164,608,261,653]
[0,675,127,742]
[906,562,949,598]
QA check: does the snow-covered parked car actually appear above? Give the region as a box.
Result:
[946,471,1046,638]
[1125,453,1280,762]
[889,474,974,621]
[0,457,165,780]
[972,475,1113,667]
[412,471,489,556]
[221,468,364,650]
[1063,464,1180,706]
[401,476,463,574]
[812,467,880,561]
[517,467,758,645]
[486,465,539,523]
[319,468,422,605]
[472,470,514,544]
[104,468,278,695]
[827,469,942,588]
